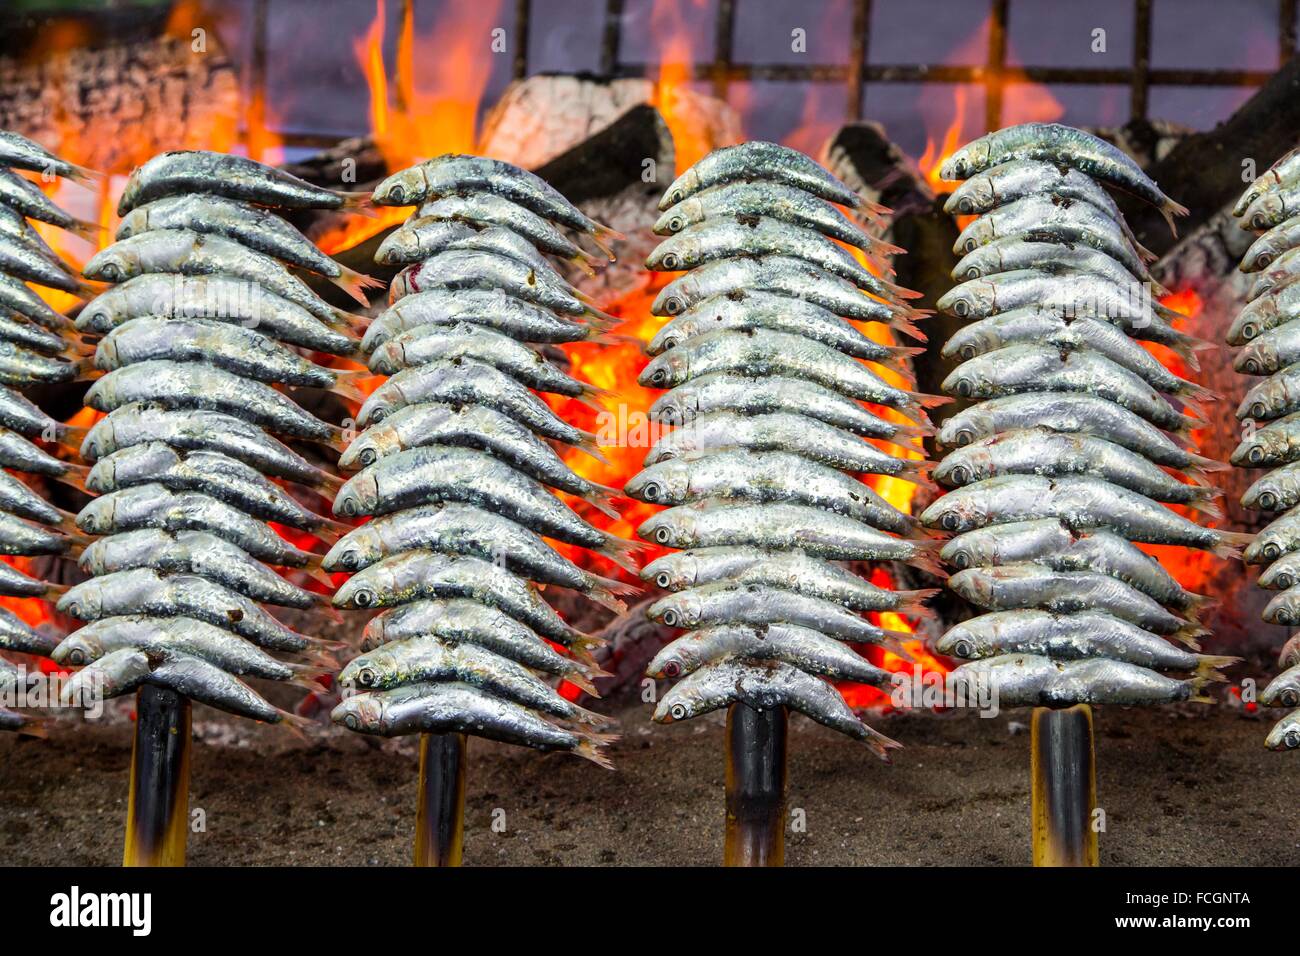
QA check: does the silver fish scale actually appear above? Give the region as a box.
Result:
[1230,167,1300,749]
[933,122,1234,711]
[0,133,100,734]
[329,157,621,767]
[53,148,363,726]
[632,141,934,760]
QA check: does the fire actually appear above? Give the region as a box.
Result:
[918,86,969,193]
[649,0,712,175]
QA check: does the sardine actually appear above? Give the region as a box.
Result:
[363,288,604,352]
[648,623,893,686]
[0,131,100,185]
[415,194,597,264]
[659,141,869,211]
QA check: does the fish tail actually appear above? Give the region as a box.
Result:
[906,542,950,580]
[875,351,920,384]
[579,485,623,522]
[1161,199,1191,237]
[587,220,624,259]
[570,703,617,728]
[333,190,377,215]
[579,311,624,333]
[561,668,604,699]
[1182,591,1219,616]
[13,715,48,739]
[1212,530,1256,561]
[53,466,88,495]
[881,278,924,301]
[878,629,917,660]
[595,533,653,574]
[299,561,337,591]
[851,194,892,217]
[328,370,374,406]
[858,723,903,763]
[274,709,316,739]
[571,434,611,465]
[890,421,936,440]
[906,391,954,411]
[1195,655,1242,683]
[39,580,70,600]
[897,458,938,482]
[887,312,928,343]
[1175,379,1220,405]
[1165,337,1203,372]
[56,422,89,451]
[330,265,385,306]
[573,732,619,769]
[65,162,106,188]
[580,587,627,614]
[568,253,598,278]
[64,216,105,244]
[329,306,372,333]
[1185,492,1224,521]
[590,331,643,347]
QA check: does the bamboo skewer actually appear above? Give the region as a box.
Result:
[123,686,192,867]
[1030,704,1098,867]
[414,732,468,867]
[723,703,787,867]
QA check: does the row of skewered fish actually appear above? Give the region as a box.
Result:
[0,132,105,733]
[325,155,634,766]
[927,122,1244,707]
[1229,152,1300,750]
[47,150,371,725]
[627,141,943,759]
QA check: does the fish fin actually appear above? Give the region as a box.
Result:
[65,217,105,244]
[587,222,624,261]
[55,423,89,451]
[328,306,373,333]
[1173,380,1220,404]
[580,485,622,521]
[905,542,949,580]
[590,332,643,347]
[13,716,48,739]
[859,724,903,763]
[568,254,598,278]
[297,561,338,590]
[1162,199,1191,237]
[880,278,924,301]
[333,190,375,211]
[40,580,70,599]
[1212,530,1255,561]
[878,629,917,660]
[274,709,315,739]
[594,533,653,574]
[576,587,627,614]
[905,391,953,410]
[1163,337,1203,372]
[889,422,936,440]
[885,312,928,343]
[64,162,106,188]
[569,703,617,728]
[569,434,611,465]
[329,266,385,306]
[328,370,374,406]
[896,458,937,482]
[1195,655,1241,682]
[578,311,623,333]
[1181,591,1218,616]
[53,466,88,494]
[573,731,619,769]
[560,669,603,698]
[1185,492,1224,521]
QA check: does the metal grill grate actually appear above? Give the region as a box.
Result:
[259,0,1296,150]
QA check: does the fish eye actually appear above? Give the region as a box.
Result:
[352,588,376,608]
[356,667,376,687]
[655,572,672,588]
[1279,573,1295,588]
[957,198,973,213]
[952,640,973,658]
[1249,445,1266,464]
[68,648,85,665]
[664,297,684,315]
[655,527,672,544]
[1258,252,1273,267]
[661,609,679,627]
[337,497,357,516]
[670,703,688,720]
[952,298,970,317]
[660,334,680,350]
[1287,729,1300,749]
[954,429,975,446]
[667,190,681,205]
[1277,607,1293,625]
[669,217,684,232]
[368,406,389,423]
[1282,689,1300,707]
[65,602,80,616]
[339,550,360,570]
[1242,322,1258,339]
[650,368,668,386]
[1243,358,1260,374]
[950,549,971,569]
[941,512,961,531]
[1259,491,1278,510]
[389,185,406,204]
[949,465,970,484]
[953,378,974,398]
[963,238,978,253]
[640,481,661,502]
[661,253,680,270]
[662,661,681,678]
[344,713,360,730]
[1264,543,1282,561]
[1251,402,1268,419]
[1254,214,1269,229]
[960,343,978,359]
[964,267,980,280]
[99,263,120,282]
[358,447,377,466]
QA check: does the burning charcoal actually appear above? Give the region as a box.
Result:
[1227,150,1300,751]
[50,149,361,729]
[925,122,1243,709]
[329,155,634,772]
[627,140,943,764]
[0,130,106,735]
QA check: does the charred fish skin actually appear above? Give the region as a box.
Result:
[933,123,1233,709]
[633,142,930,755]
[329,156,624,765]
